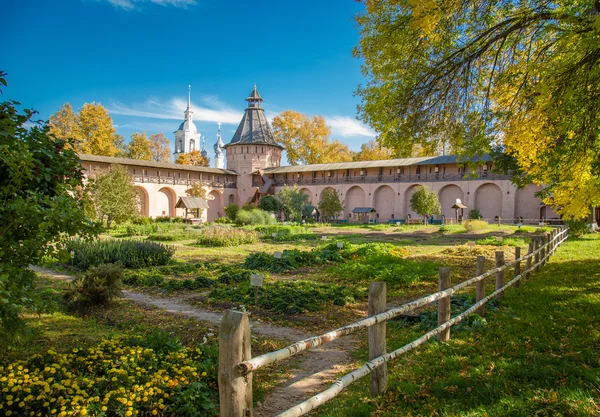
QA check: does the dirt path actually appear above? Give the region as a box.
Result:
[30,265,356,416]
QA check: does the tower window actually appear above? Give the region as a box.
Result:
[255,146,258,153]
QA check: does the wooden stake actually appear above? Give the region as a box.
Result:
[368,282,387,396]
[525,241,533,279]
[534,238,541,272]
[495,251,505,300]
[514,247,521,288]
[475,256,486,316]
[219,310,253,417]
[437,267,451,342]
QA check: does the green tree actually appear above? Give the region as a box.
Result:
[356,1,600,219]
[318,188,344,220]
[258,195,282,214]
[409,186,441,223]
[277,185,311,222]
[126,132,152,160]
[272,110,355,165]
[149,133,172,163]
[87,165,138,228]
[0,96,96,337]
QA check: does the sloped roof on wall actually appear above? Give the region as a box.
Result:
[79,154,238,175]
[352,207,377,213]
[176,197,210,209]
[252,154,492,174]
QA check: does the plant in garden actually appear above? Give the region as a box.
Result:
[258,195,282,214]
[463,219,489,232]
[0,337,218,417]
[67,238,175,269]
[224,203,240,221]
[196,225,258,247]
[318,188,344,221]
[234,208,275,226]
[278,185,312,221]
[409,185,441,222]
[65,263,123,307]
[0,88,96,337]
[468,209,483,220]
[86,164,139,228]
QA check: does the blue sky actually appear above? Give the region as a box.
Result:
[2,0,375,161]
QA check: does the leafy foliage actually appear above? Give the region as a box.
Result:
[463,219,489,232]
[67,238,175,270]
[0,98,95,337]
[234,208,275,226]
[126,131,152,160]
[210,280,359,314]
[353,139,394,161]
[196,225,258,247]
[50,102,122,156]
[258,195,282,213]
[278,185,312,221]
[65,263,123,307]
[87,164,139,228]
[245,243,346,273]
[224,203,240,221]
[0,337,218,417]
[272,110,354,165]
[252,225,317,242]
[175,150,209,167]
[409,185,441,221]
[355,0,600,218]
[467,209,483,220]
[149,132,172,163]
[318,188,344,220]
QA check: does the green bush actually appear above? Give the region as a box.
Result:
[438,224,467,233]
[224,204,240,221]
[218,268,251,284]
[64,263,123,307]
[476,236,529,247]
[213,217,232,224]
[565,219,588,237]
[235,208,276,226]
[245,243,345,273]
[210,280,359,314]
[463,219,489,231]
[468,209,483,220]
[330,244,438,286]
[67,238,175,270]
[252,225,317,241]
[196,225,258,247]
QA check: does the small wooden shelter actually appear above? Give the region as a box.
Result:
[176,197,209,222]
[351,207,377,224]
[451,198,467,223]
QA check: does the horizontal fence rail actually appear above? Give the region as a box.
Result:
[219,227,569,417]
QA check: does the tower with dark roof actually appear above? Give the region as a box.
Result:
[225,86,283,204]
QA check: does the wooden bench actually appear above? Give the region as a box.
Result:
[406,219,423,225]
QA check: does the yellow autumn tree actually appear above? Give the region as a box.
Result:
[175,150,209,167]
[149,133,172,163]
[49,102,121,156]
[272,110,354,165]
[354,140,394,161]
[126,132,152,160]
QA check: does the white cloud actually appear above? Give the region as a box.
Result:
[326,116,376,139]
[107,96,243,125]
[100,0,196,11]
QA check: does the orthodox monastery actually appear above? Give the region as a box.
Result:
[80,86,558,223]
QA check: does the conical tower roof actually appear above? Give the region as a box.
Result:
[224,86,283,149]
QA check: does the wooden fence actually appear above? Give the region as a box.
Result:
[218,227,569,417]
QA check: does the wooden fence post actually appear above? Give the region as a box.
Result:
[541,235,548,267]
[219,310,252,417]
[368,282,388,396]
[534,238,541,272]
[495,251,505,300]
[514,247,521,288]
[438,267,451,342]
[525,241,533,279]
[475,256,486,316]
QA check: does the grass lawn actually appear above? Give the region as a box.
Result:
[313,234,600,416]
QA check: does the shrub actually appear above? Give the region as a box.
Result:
[0,338,218,417]
[245,243,345,273]
[565,219,588,237]
[64,263,123,307]
[214,217,232,224]
[475,236,529,247]
[224,204,240,221]
[67,238,175,270]
[196,225,258,247]
[468,209,483,220]
[218,268,251,284]
[463,219,489,231]
[210,280,359,314]
[258,195,282,213]
[253,225,317,241]
[235,208,276,226]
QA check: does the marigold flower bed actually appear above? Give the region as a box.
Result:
[0,338,217,417]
